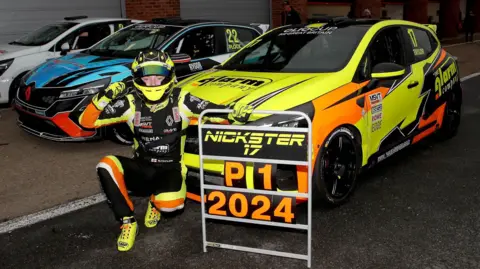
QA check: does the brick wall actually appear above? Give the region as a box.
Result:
[404,0,429,23]
[125,0,180,21]
[353,0,381,19]
[439,0,461,38]
[271,0,308,28]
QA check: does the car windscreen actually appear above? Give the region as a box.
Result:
[218,25,369,73]
[9,22,78,46]
[88,24,182,58]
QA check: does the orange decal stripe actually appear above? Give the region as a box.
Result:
[51,112,96,137]
[412,103,446,144]
[433,49,447,69]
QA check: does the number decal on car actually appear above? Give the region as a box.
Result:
[226,28,242,51]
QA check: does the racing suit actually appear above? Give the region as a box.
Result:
[79,82,228,220]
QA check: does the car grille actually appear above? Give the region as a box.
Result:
[18,85,62,108]
[18,111,67,136]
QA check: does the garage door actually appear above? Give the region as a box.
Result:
[0,0,122,43]
[180,0,270,25]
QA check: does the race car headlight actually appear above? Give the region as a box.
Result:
[246,102,314,127]
[0,58,14,76]
[59,78,111,99]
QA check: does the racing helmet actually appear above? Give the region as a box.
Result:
[131,49,176,103]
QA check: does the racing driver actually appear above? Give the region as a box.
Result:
[78,49,229,251]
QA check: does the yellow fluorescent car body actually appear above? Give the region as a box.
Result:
[179,18,462,200]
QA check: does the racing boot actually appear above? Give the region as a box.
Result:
[144,201,161,228]
[117,216,138,251]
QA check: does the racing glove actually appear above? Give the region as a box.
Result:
[92,82,126,110]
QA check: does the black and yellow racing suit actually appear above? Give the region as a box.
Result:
[79,82,228,220]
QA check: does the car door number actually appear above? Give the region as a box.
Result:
[188,62,203,72]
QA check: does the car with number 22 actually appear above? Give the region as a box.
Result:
[13,18,269,144]
[177,19,462,213]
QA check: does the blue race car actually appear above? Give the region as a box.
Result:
[13,18,268,144]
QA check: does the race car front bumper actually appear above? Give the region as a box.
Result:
[14,90,101,142]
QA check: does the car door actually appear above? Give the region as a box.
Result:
[356,26,422,156]
[400,25,439,128]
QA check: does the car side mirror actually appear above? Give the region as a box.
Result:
[371,62,406,80]
[60,42,70,56]
[365,62,406,90]
[171,53,191,64]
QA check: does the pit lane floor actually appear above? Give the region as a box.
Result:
[1,76,479,269]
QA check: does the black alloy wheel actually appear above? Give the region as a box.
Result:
[314,127,361,206]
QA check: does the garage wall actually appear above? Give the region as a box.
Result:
[180,0,271,24]
[307,4,351,18]
[0,0,122,43]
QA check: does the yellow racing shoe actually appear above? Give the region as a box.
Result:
[144,201,161,228]
[117,216,138,251]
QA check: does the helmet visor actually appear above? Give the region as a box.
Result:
[134,64,170,77]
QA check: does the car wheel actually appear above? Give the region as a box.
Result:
[108,123,134,145]
[313,126,361,206]
[436,88,462,140]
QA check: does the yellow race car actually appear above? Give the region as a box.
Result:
[178,18,462,206]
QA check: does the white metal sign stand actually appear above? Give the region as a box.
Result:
[197,109,313,268]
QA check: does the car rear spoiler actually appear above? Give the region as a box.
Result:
[250,23,270,34]
[424,24,437,33]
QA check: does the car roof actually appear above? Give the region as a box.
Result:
[59,16,138,24]
[143,17,260,28]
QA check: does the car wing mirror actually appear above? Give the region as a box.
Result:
[371,62,406,80]
[171,53,191,64]
[60,42,71,56]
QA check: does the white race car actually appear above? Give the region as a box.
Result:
[0,16,143,105]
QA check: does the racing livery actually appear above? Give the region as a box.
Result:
[14,18,268,143]
[178,19,462,205]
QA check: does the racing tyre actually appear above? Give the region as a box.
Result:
[108,123,134,145]
[436,87,462,140]
[313,126,361,207]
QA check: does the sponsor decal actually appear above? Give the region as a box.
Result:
[133,24,165,30]
[434,61,458,99]
[368,92,382,105]
[191,76,272,91]
[278,26,337,36]
[139,128,153,134]
[166,115,174,126]
[197,100,209,110]
[188,62,203,72]
[25,86,32,102]
[150,158,173,163]
[163,128,177,134]
[172,107,181,122]
[134,112,141,126]
[202,130,306,161]
[105,105,115,115]
[142,136,160,142]
[112,100,125,108]
[370,94,383,132]
[150,145,169,153]
[377,140,411,163]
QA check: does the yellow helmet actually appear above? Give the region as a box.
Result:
[131,49,176,103]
